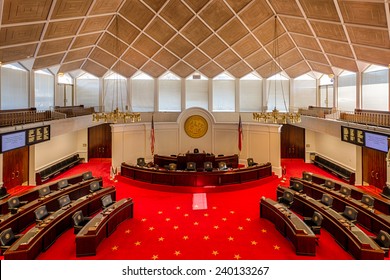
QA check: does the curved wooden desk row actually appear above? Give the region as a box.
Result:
[76,198,134,257]
[0,177,102,234]
[292,176,390,235]
[303,172,390,215]
[0,171,94,215]
[276,186,385,260]
[3,187,116,260]
[121,162,272,187]
[260,197,317,256]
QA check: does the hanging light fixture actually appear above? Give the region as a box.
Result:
[92,14,141,124]
[253,16,300,124]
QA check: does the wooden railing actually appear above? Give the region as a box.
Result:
[339,109,390,128]
[0,108,66,127]
[298,106,335,118]
[53,105,95,118]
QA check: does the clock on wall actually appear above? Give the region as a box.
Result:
[184,115,208,138]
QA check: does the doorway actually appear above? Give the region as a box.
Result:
[88,124,112,159]
[362,147,386,189]
[2,146,29,190]
[281,124,305,159]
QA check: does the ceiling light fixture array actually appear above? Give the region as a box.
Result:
[253,16,301,124]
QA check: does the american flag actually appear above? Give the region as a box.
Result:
[238,115,243,152]
[150,115,155,155]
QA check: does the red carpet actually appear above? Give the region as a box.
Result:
[20,157,360,260]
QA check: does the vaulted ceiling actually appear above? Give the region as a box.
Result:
[0,0,389,79]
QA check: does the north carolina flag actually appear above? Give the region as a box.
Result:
[150,115,155,155]
[238,115,243,152]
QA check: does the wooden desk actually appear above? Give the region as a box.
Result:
[75,198,133,257]
[303,172,390,215]
[0,177,102,234]
[292,176,390,235]
[260,197,316,256]
[121,162,272,187]
[154,154,238,170]
[276,186,385,260]
[3,187,116,260]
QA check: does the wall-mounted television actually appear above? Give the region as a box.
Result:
[1,130,27,153]
[364,131,388,153]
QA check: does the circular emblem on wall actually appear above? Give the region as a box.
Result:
[184,115,208,138]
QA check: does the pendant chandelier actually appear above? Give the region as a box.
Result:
[253,16,300,124]
[92,14,141,124]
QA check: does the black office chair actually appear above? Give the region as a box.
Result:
[381,185,390,199]
[370,230,390,258]
[72,210,91,234]
[302,171,312,181]
[0,228,22,255]
[290,180,303,192]
[247,158,257,167]
[82,171,93,181]
[38,185,51,197]
[168,163,177,171]
[204,161,213,171]
[57,179,69,190]
[7,196,28,214]
[58,195,71,209]
[303,211,323,235]
[186,162,196,171]
[89,181,101,193]
[193,148,199,153]
[278,190,294,208]
[101,194,115,209]
[34,205,50,223]
[218,162,228,170]
[137,157,146,167]
[323,179,335,190]
[319,193,333,208]
[361,194,375,208]
[339,205,358,224]
[339,185,351,197]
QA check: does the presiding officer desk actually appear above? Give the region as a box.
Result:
[291,175,390,235]
[276,185,385,259]
[121,162,272,187]
[3,186,116,260]
[0,176,103,234]
[260,197,317,256]
[76,198,133,257]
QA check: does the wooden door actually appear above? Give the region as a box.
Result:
[88,124,112,158]
[2,146,29,189]
[362,147,387,189]
[281,124,305,159]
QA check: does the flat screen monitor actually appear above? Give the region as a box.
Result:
[364,132,388,152]
[1,130,26,153]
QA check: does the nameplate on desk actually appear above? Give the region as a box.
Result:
[87,226,97,234]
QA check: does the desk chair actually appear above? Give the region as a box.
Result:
[339,186,351,197]
[339,205,358,224]
[323,179,335,190]
[34,205,50,224]
[370,230,390,258]
[303,211,323,235]
[278,190,294,208]
[89,181,101,193]
[290,180,303,192]
[58,195,71,209]
[72,210,91,234]
[0,228,22,255]
[82,171,93,181]
[361,194,375,208]
[318,193,333,209]
[381,185,390,199]
[193,148,199,153]
[168,163,177,171]
[7,196,28,214]
[204,161,213,171]
[302,172,312,181]
[247,158,257,167]
[186,162,196,171]
[137,157,146,167]
[38,185,51,197]
[101,194,115,209]
[57,179,69,190]
[218,162,228,170]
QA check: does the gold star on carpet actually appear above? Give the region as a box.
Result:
[158,211,163,215]
[158,237,165,242]
[176,206,181,210]
[193,222,199,226]
[174,251,181,256]
[204,213,209,217]
[184,213,189,217]
[165,218,171,222]
[112,246,119,251]
[212,250,219,256]
[228,236,234,241]
[203,235,210,240]
[152,255,159,260]
[230,211,235,214]
[134,241,141,246]
[274,245,280,250]
[125,229,131,234]
[212,206,217,210]
[246,218,251,222]
[183,235,189,240]
[262,229,267,233]
[149,227,155,231]
[238,226,244,231]
[234,254,241,260]
[222,218,227,222]
[141,218,147,222]
[251,241,258,245]
[213,225,219,229]
[173,225,179,230]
